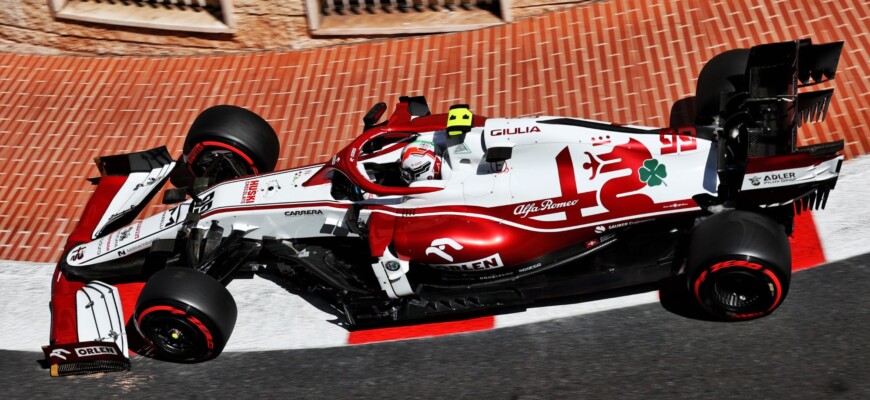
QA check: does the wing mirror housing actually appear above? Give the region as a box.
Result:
[363,102,387,131]
[485,146,513,163]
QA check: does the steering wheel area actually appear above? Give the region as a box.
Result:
[327,128,443,197]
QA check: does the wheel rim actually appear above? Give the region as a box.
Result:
[709,270,771,313]
[191,148,256,182]
[142,315,208,360]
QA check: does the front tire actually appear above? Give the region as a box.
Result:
[178,105,280,186]
[686,211,791,320]
[134,268,237,362]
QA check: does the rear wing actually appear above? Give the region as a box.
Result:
[723,39,843,156]
[693,39,846,214]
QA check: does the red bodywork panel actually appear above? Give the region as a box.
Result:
[50,176,145,346]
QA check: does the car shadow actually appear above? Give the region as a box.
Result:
[255,270,349,326]
[254,268,723,331]
[657,275,721,321]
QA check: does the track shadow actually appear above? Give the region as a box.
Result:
[657,275,720,321]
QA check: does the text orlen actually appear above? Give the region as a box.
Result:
[430,253,504,271]
[490,126,541,136]
[242,180,259,204]
[75,346,118,357]
[514,199,579,218]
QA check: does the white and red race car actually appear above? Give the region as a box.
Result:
[44,39,844,376]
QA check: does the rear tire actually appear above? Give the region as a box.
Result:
[686,210,791,320]
[180,105,280,185]
[134,268,237,363]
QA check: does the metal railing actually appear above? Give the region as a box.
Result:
[321,0,499,15]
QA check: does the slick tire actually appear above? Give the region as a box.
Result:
[694,49,750,125]
[686,210,791,321]
[134,268,237,363]
[183,105,280,175]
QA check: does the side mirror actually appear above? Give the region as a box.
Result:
[485,146,513,163]
[363,102,387,131]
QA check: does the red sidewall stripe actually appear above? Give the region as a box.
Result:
[193,141,259,174]
[693,259,784,314]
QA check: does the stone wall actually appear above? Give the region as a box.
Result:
[0,0,596,55]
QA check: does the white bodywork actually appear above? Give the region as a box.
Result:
[75,281,129,359]
[65,116,729,273]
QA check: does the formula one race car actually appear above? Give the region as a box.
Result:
[44,39,844,376]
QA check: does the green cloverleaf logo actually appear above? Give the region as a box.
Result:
[638,158,667,187]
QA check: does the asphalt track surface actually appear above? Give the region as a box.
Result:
[2,254,868,399]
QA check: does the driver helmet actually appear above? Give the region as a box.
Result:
[400,140,441,184]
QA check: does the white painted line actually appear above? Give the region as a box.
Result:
[0,261,52,351]
[495,291,660,328]
[225,275,350,351]
[813,155,870,263]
